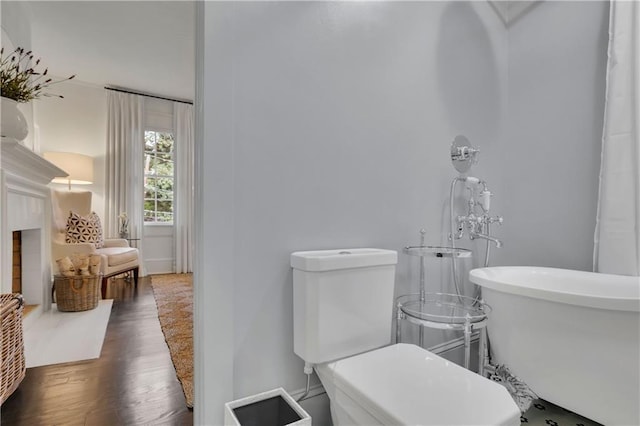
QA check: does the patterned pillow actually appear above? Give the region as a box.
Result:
[65,211,104,249]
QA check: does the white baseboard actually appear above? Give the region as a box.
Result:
[289,382,326,401]
[144,258,174,275]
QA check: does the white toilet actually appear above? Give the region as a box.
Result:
[291,248,520,426]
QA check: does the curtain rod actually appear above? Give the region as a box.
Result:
[104,86,193,105]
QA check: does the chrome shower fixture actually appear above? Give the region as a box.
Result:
[451,135,480,173]
[453,176,503,248]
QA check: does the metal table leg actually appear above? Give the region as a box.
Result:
[396,301,403,344]
[478,326,487,376]
[463,315,471,370]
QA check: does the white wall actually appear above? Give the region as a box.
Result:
[1,1,35,150]
[490,1,609,270]
[200,2,507,423]
[1,2,31,49]
[34,80,108,220]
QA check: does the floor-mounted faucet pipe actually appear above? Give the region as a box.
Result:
[484,222,492,267]
[419,229,427,347]
[449,177,466,299]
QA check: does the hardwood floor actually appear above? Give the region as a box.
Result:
[1,276,193,426]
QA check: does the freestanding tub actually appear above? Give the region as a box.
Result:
[470,266,640,426]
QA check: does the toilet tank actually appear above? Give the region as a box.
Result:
[291,248,398,364]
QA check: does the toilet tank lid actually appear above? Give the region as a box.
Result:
[290,248,397,272]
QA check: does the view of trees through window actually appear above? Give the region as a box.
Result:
[144,130,174,223]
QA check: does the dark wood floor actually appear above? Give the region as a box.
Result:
[1,276,193,426]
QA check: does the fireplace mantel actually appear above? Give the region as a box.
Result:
[1,139,67,320]
[1,140,67,184]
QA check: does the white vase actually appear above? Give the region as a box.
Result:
[1,97,29,142]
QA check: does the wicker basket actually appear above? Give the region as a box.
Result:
[54,275,101,312]
[0,294,25,405]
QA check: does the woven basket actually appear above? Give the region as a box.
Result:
[0,294,25,405]
[54,275,101,312]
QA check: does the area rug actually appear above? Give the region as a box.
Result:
[24,299,113,368]
[150,273,193,408]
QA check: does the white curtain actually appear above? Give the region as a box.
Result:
[593,1,640,276]
[174,102,194,273]
[105,91,146,274]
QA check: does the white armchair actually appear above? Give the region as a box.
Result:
[50,189,140,298]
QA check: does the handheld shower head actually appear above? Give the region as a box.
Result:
[464,176,481,186]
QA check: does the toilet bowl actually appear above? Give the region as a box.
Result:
[291,248,519,425]
[315,343,520,425]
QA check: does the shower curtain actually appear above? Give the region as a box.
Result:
[593,0,640,276]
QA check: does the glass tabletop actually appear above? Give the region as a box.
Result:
[403,246,472,258]
[397,293,490,324]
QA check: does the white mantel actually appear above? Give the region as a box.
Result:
[1,139,67,318]
[1,140,67,185]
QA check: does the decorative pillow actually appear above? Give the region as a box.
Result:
[65,211,104,249]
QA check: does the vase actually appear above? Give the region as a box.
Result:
[119,231,129,239]
[1,97,29,142]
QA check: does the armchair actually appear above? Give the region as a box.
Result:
[50,189,140,298]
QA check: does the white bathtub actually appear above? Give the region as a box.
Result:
[470,266,640,426]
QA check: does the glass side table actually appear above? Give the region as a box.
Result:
[123,237,140,247]
[395,292,490,375]
[396,243,491,375]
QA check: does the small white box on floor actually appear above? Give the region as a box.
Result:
[224,387,311,426]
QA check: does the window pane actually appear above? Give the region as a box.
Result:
[145,131,156,150]
[158,214,172,223]
[155,154,173,176]
[157,200,172,212]
[147,155,160,176]
[144,178,157,196]
[156,133,174,153]
[144,199,156,222]
[156,178,173,195]
[157,190,172,201]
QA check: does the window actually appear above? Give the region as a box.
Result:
[144,130,174,223]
